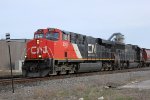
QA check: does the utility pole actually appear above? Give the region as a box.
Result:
[6,33,14,93]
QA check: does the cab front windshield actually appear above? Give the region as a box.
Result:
[46,32,59,41]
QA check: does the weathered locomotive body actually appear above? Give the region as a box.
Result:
[22,28,146,77]
[142,49,150,66]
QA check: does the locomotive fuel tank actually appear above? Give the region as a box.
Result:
[78,62,102,72]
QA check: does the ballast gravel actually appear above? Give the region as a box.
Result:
[0,70,150,100]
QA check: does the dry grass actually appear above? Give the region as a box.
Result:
[23,84,150,100]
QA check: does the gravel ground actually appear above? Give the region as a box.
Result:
[0,70,150,100]
[121,80,150,89]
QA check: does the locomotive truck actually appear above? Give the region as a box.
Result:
[22,28,150,77]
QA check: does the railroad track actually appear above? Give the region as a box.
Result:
[0,67,150,86]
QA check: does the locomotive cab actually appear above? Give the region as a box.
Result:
[26,29,62,59]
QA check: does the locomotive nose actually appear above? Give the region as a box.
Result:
[27,39,47,59]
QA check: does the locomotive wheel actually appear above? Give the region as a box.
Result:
[123,63,128,69]
[69,68,75,74]
[101,63,112,71]
[22,70,28,77]
[120,63,124,70]
[101,63,106,71]
[60,68,67,74]
[137,63,142,68]
[66,70,69,75]
[57,71,61,75]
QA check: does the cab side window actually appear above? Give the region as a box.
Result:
[62,32,69,41]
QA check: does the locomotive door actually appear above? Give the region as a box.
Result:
[62,32,70,59]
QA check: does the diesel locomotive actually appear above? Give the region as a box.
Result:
[22,28,150,77]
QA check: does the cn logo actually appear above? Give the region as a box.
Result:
[31,46,48,54]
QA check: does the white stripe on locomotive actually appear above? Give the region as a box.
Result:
[72,43,82,58]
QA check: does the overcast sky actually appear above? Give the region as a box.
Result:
[0,0,150,48]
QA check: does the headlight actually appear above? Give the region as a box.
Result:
[37,40,40,44]
[38,55,42,58]
[25,55,27,58]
